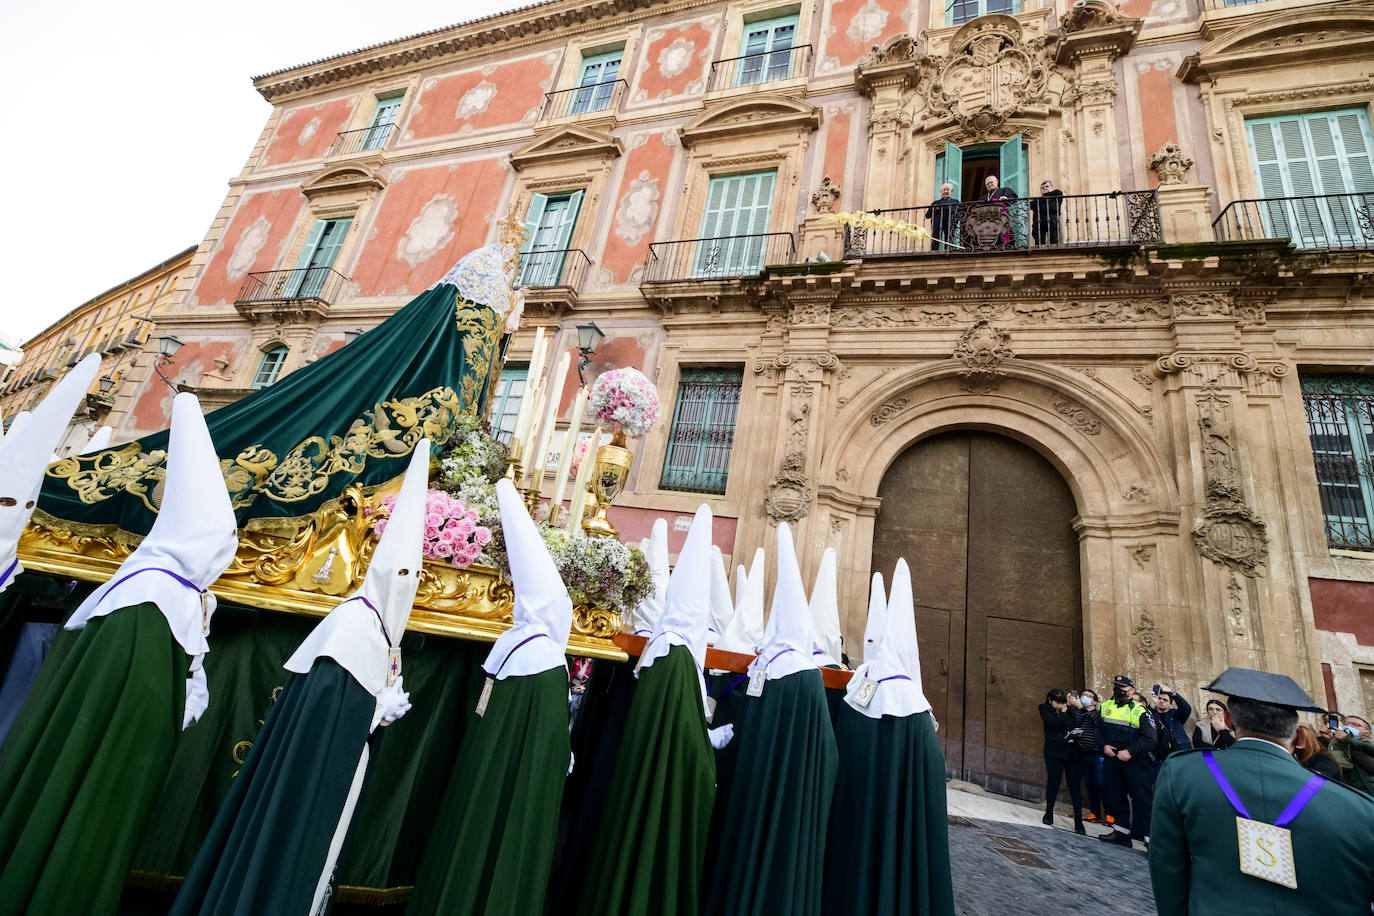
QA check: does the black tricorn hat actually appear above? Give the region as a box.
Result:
[1203,667,1325,713]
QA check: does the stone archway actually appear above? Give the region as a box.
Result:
[872,429,1082,799]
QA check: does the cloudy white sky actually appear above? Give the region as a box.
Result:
[0,0,526,344]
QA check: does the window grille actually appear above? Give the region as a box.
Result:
[661,368,742,495]
[1302,374,1374,551]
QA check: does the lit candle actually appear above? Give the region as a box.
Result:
[568,426,601,534]
[526,350,570,489]
[548,386,587,523]
[511,328,546,450]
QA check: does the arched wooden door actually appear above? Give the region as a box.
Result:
[871,431,1083,800]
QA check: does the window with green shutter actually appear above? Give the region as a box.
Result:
[661,368,743,495]
[572,50,622,114]
[693,171,776,278]
[737,15,798,86]
[488,366,528,443]
[519,192,583,287]
[362,94,403,150]
[285,218,352,298]
[1301,373,1374,552]
[1246,109,1374,247]
[252,345,289,389]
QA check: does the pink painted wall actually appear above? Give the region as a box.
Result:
[821,0,908,69]
[195,190,306,306]
[636,22,715,99]
[350,158,508,296]
[263,98,357,165]
[406,57,554,140]
[601,133,676,285]
[611,505,739,558]
[1138,67,1178,186]
[130,340,236,432]
[822,109,852,205]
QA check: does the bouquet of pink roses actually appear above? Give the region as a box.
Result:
[373,488,492,568]
[588,367,660,437]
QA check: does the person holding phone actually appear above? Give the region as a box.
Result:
[1326,713,1374,793]
[1040,689,1086,833]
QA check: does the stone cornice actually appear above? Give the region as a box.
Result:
[252,0,691,101]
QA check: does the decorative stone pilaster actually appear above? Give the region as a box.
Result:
[1148,143,1213,242]
[1056,5,1141,193]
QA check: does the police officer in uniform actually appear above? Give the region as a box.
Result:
[1150,668,1374,914]
[1098,675,1156,847]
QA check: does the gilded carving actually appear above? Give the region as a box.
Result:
[1053,397,1102,435]
[955,320,1013,393]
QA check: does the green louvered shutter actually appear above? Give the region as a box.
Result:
[694,171,776,277]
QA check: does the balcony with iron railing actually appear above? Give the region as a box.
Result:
[1212,192,1374,251]
[235,267,350,320]
[842,191,1163,259]
[707,45,812,93]
[642,233,796,283]
[518,249,591,291]
[541,80,628,121]
[328,124,397,157]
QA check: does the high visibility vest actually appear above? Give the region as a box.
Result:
[1099,698,1145,750]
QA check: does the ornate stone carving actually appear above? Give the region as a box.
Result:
[870,397,910,426]
[1060,0,1126,33]
[810,175,842,214]
[1193,384,1269,575]
[1124,485,1150,503]
[789,302,832,326]
[1054,397,1102,435]
[955,320,1013,392]
[868,108,913,131]
[1227,574,1246,637]
[1171,291,1232,317]
[1132,611,1161,665]
[861,33,921,66]
[922,17,1054,141]
[1148,142,1194,186]
[829,297,1171,328]
[1131,367,1154,389]
[765,471,812,525]
[1062,79,1119,108]
[780,386,813,473]
[1130,544,1154,567]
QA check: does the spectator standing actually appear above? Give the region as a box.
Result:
[1327,713,1374,793]
[925,182,960,251]
[1070,689,1105,823]
[1031,179,1063,245]
[1097,675,1156,847]
[1150,685,1194,758]
[1192,698,1236,750]
[980,174,1018,247]
[1039,689,1086,833]
[1294,724,1342,780]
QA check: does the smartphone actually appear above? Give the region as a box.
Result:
[1152,684,1161,697]
[1328,713,1341,730]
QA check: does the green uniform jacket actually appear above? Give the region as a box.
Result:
[1149,738,1374,915]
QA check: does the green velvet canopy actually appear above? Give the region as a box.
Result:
[36,283,506,539]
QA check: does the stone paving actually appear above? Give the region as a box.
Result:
[947,785,1157,916]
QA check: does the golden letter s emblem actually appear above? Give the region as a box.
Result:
[1254,837,1278,867]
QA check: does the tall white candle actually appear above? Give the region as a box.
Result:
[511,328,546,450]
[567,426,601,533]
[526,350,570,489]
[549,387,587,521]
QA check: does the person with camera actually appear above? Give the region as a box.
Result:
[1039,689,1087,834]
[1098,675,1156,847]
[1150,684,1194,759]
[1326,713,1374,793]
[1070,688,1106,823]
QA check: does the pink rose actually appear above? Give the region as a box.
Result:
[466,508,479,522]
[474,527,491,546]
[457,518,475,536]
[425,524,440,539]
[433,539,455,558]
[375,519,388,536]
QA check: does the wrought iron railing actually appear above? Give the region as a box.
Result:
[1302,374,1374,552]
[542,80,628,120]
[329,124,396,156]
[708,44,812,91]
[517,248,591,291]
[1212,193,1374,251]
[643,233,796,283]
[236,267,350,305]
[842,191,1163,258]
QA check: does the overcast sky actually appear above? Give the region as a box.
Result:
[0,0,525,345]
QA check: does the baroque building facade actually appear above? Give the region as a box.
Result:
[102,0,1374,797]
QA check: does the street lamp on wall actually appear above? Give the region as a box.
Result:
[152,335,183,392]
[97,376,114,396]
[575,322,605,385]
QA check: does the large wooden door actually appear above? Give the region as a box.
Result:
[872,431,1082,800]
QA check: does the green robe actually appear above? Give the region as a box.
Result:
[407,666,570,916]
[169,657,375,916]
[704,667,838,916]
[823,706,954,915]
[0,602,187,915]
[1150,740,1374,914]
[575,645,714,916]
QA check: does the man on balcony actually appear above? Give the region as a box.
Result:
[925,183,960,252]
[1032,180,1064,246]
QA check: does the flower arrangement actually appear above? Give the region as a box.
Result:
[588,367,660,437]
[540,527,653,614]
[821,210,965,249]
[373,488,492,568]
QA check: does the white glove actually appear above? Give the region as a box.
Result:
[373,676,412,730]
[709,724,735,749]
[568,751,576,775]
[183,655,209,730]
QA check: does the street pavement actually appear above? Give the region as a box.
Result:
[947,783,1157,915]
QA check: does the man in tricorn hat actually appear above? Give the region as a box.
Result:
[1149,667,1374,913]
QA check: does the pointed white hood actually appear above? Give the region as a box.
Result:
[0,354,101,592]
[716,547,764,654]
[285,440,430,727]
[640,505,712,680]
[483,478,572,679]
[628,518,668,635]
[79,425,113,454]
[707,545,733,644]
[846,558,932,718]
[754,523,814,680]
[862,571,886,665]
[65,392,238,728]
[810,548,843,667]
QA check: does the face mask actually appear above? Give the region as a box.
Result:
[1343,725,1361,738]
[1080,697,1094,707]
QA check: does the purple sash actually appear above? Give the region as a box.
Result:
[1202,750,1326,826]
